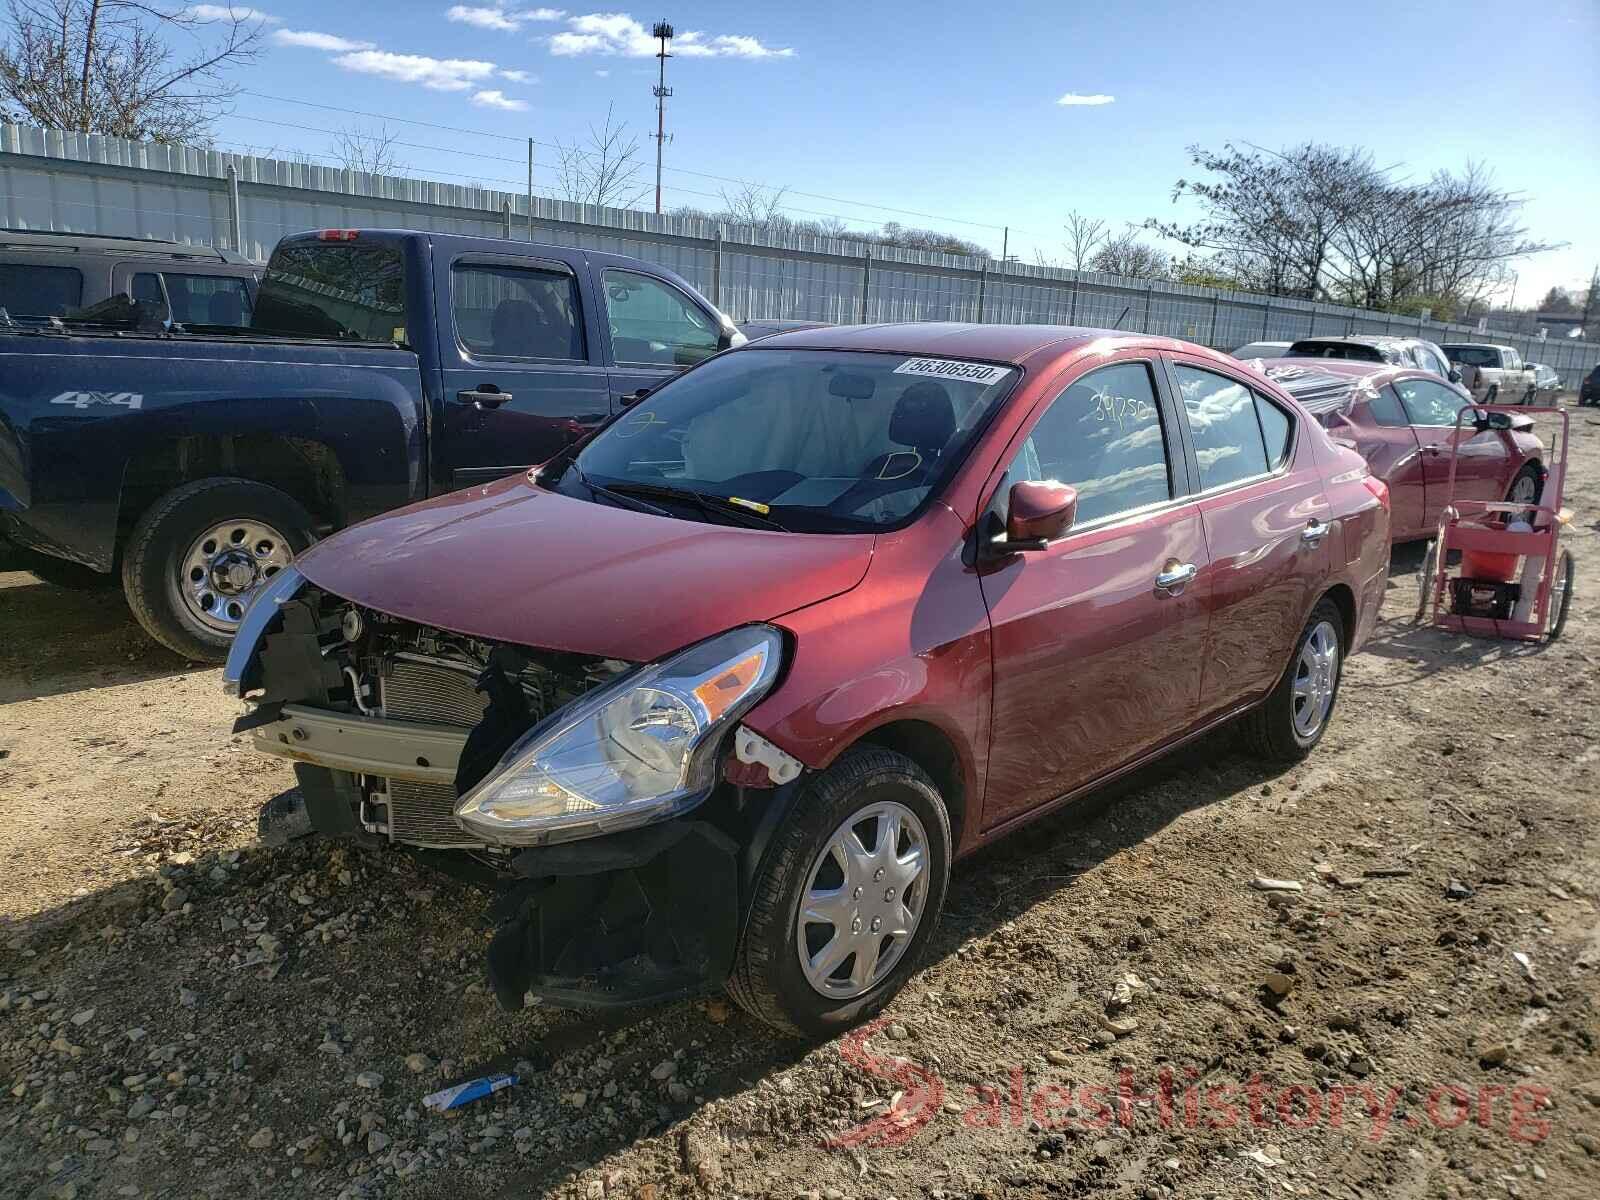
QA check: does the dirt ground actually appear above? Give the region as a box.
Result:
[3,407,1599,1200]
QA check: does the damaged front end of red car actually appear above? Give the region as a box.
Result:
[224,566,808,1010]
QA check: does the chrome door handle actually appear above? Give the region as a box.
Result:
[1301,520,1330,545]
[1154,562,1198,593]
[458,388,512,410]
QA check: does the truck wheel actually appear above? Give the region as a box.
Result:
[122,478,313,661]
[727,746,951,1038]
[1240,599,1344,763]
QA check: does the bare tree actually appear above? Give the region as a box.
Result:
[718,181,790,230]
[332,123,406,176]
[1150,142,1561,314]
[1059,211,1109,271]
[1090,229,1170,280]
[0,0,265,142]
[554,104,647,209]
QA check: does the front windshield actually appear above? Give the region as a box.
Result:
[562,348,1020,532]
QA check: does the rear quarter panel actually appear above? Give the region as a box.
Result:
[0,335,425,569]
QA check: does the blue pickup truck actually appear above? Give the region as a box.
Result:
[0,228,743,659]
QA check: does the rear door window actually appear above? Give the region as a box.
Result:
[451,263,585,360]
[1175,364,1271,490]
[164,273,252,326]
[0,263,83,317]
[602,269,719,367]
[254,242,406,342]
[1253,391,1294,469]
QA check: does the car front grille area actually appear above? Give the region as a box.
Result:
[382,778,479,849]
[374,656,488,848]
[334,618,633,851]
[379,655,491,727]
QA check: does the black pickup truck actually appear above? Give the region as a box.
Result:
[0,228,743,659]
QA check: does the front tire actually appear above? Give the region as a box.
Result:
[1241,599,1344,763]
[727,746,951,1038]
[121,478,313,661]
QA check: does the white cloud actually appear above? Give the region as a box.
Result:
[274,27,534,98]
[549,13,792,58]
[272,29,375,51]
[333,49,499,90]
[471,89,528,111]
[446,5,565,31]
[184,4,279,21]
[593,68,609,77]
[1056,92,1115,106]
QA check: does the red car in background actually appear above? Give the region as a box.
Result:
[1263,360,1544,543]
[226,325,1391,1035]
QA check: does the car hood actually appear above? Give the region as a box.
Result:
[293,474,876,662]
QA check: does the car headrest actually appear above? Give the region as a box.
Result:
[207,289,243,325]
[889,381,956,454]
[490,299,542,351]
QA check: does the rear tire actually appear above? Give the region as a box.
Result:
[1241,599,1345,763]
[727,746,951,1038]
[121,478,314,661]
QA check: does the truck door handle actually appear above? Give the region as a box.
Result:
[458,387,511,410]
[1154,562,1198,594]
[620,387,651,407]
[1301,520,1330,545]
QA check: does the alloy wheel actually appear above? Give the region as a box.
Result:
[1291,620,1340,739]
[795,801,928,999]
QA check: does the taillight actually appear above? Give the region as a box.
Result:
[1362,474,1390,513]
[316,229,360,241]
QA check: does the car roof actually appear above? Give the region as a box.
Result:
[0,227,253,264]
[748,322,1190,370]
[1289,334,1416,347]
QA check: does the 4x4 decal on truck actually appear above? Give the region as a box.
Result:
[49,390,144,410]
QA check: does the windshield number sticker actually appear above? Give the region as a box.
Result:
[893,358,1010,386]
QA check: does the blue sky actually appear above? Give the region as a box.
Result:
[209,0,1599,304]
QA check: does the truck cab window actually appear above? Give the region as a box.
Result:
[602,269,719,368]
[451,264,585,361]
[254,243,406,342]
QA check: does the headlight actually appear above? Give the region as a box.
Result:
[454,624,783,845]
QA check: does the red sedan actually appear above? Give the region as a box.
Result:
[1262,360,1544,543]
[226,324,1391,1034]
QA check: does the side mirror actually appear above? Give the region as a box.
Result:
[991,480,1078,553]
[1448,369,1463,384]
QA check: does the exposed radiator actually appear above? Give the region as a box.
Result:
[379,654,489,728]
[377,656,486,848]
[383,778,482,849]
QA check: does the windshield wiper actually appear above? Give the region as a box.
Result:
[599,480,789,531]
[570,465,672,517]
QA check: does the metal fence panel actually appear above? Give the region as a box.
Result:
[3,122,1595,388]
